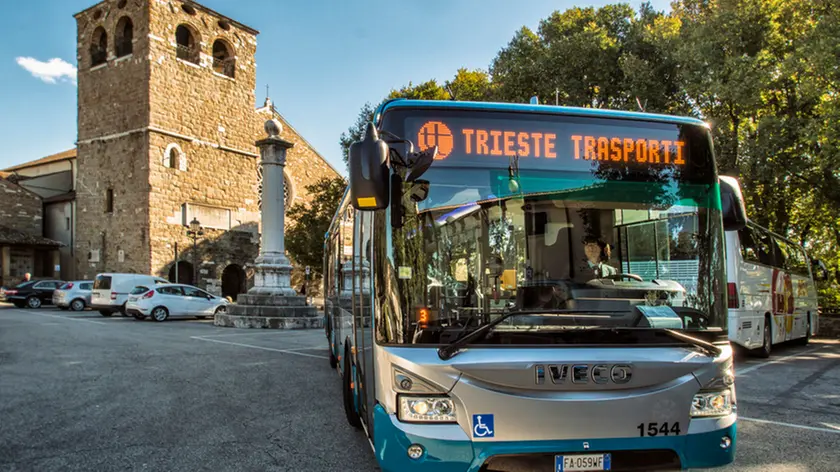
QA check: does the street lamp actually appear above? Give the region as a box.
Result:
[186,217,203,285]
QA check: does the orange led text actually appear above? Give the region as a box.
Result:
[570,135,686,166]
[461,129,557,158]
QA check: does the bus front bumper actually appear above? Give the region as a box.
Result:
[373,405,736,472]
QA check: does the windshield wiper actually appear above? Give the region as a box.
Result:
[437,310,611,361]
[657,328,722,357]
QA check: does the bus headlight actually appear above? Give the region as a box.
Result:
[691,389,733,417]
[398,395,456,423]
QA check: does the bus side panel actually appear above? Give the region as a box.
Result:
[726,231,760,349]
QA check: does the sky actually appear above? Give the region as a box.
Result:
[0,0,671,174]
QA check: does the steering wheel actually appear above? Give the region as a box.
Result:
[608,273,644,282]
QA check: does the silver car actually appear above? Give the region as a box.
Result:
[53,281,94,311]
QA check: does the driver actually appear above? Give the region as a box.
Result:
[581,238,617,279]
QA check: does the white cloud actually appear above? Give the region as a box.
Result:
[15,57,77,85]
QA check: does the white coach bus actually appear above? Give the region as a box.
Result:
[721,176,827,357]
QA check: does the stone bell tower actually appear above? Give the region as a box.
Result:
[74,0,263,285]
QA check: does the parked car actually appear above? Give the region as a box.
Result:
[126,284,229,321]
[91,273,169,317]
[53,281,94,311]
[3,280,65,309]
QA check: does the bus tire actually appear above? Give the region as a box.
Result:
[756,315,772,358]
[795,316,811,346]
[343,347,362,429]
[329,341,338,369]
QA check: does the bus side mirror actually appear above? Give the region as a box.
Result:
[719,176,747,231]
[349,123,390,211]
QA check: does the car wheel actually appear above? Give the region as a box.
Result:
[342,345,362,429]
[151,307,169,322]
[214,306,227,315]
[70,299,86,312]
[27,296,42,309]
[99,310,113,317]
[756,316,772,358]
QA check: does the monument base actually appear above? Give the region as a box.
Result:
[214,293,322,329]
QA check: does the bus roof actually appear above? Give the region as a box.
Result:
[377,99,708,127]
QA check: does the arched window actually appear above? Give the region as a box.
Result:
[175,24,200,64]
[212,39,235,78]
[115,17,134,57]
[163,143,186,171]
[90,26,108,66]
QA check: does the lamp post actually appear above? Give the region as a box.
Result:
[186,217,203,286]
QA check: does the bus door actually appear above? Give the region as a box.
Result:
[353,210,376,435]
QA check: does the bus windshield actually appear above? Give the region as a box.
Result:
[377,108,727,345]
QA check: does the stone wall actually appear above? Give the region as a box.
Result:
[0,178,42,237]
[75,0,151,140]
[147,0,258,153]
[74,134,152,280]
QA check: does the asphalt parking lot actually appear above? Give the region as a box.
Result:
[1,304,839,471]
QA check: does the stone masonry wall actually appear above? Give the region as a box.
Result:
[75,134,152,280]
[147,131,260,290]
[0,179,43,237]
[75,0,153,279]
[147,0,258,152]
[75,0,151,140]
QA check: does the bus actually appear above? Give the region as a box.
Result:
[721,176,825,358]
[325,99,739,471]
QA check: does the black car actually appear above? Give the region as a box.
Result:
[3,280,65,309]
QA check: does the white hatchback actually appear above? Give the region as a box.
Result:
[126,284,229,322]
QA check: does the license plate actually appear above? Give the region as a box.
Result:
[556,453,611,471]
[92,293,100,298]
[128,297,137,302]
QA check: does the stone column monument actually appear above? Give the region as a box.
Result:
[214,119,321,329]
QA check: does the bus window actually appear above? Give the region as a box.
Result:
[738,227,760,263]
[753,226,775,266]
[772,236,789,270]
[779,238,808,277]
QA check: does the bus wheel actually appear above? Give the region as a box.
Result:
[342,348,362,429]
[329,342,338,369]
[756,316,772,358]
[795,317,811,346]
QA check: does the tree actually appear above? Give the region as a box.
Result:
[445,68,495,101]
[339,102,376,164]
[285,177,347,278]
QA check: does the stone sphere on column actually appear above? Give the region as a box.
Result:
[264,118,283,138]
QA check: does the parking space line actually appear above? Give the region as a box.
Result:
[740,416,840,435]
[283,346,327,351]
[8,310,109,325]
[195,331,305,339]
[190,336,329,359]
[737,346,826,375]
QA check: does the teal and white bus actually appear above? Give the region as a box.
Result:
[324,99,739,471]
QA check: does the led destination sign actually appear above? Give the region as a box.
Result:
[409,116,691,170]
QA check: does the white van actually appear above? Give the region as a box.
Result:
[91,273,169,316]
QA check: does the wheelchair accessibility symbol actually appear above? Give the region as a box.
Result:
[472,414,494,438]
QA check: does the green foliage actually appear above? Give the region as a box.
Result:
[285,177,347,278]
[339,0,840,306]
